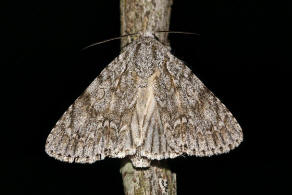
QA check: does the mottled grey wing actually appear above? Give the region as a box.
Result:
[45,49,138,163]
[145,52,243,159]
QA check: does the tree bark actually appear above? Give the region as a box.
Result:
[120,0,173,47]
[119,0,176,194]
[120,160,176,195]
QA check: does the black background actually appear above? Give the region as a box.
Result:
[4,0,290,194]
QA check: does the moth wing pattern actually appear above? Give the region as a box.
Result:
[45,36,243,167]
[45,48,139,163]
[145,51,243,159]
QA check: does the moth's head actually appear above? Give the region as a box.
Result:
[121,31,171,53]
[139,31,155,38]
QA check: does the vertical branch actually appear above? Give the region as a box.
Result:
[120,161,176,195]
[119,0,176,194]
[120,0,173,47]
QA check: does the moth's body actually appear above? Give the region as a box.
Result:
[45,35,243,168]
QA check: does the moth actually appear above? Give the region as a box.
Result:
[45,33,243,168]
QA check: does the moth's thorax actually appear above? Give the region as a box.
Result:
[126,36,169,84]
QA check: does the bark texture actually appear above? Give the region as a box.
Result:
[120,0,173,47]
[120,160,176,195]
[120,0,176,194]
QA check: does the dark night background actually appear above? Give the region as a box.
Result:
[4,0,290,194]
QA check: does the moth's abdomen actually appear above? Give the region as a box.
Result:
[134,69,161,147]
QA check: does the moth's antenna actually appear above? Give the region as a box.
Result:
[81,32,138,51]
[82,31,199,51]
[155,30,200,36]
